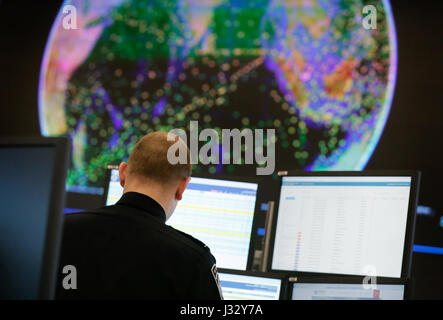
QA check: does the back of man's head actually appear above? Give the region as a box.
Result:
[119,131,191,219]
[127,131,191,184]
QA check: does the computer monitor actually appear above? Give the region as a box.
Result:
[270,171,420,278]
[104,165,121,206]
[218,269,284,300]
[289,276,409,300]
[0,137,71,299]
[103,166,259,270]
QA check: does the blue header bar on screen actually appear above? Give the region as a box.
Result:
[220,280,279,293]
[187,182,258,196]
[282,182,411,187]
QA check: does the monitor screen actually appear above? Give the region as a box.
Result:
[272,175,412,278]
[105,168,122,206]
[0,146,56,299]
[105,169,258,270]
[291,283,405,300]
[219,272,282,300]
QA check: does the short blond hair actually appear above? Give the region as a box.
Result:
[128,131,191,183]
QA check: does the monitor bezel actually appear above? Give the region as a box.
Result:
[101,165,262,271]
[217,268,288,300]
[268,170,421,279]
[0,136,71,299]
[287,275,411,300]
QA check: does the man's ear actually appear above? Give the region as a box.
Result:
[175,177,191,201]
[119,162,128,188]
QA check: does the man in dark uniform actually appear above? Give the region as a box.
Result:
[56,132,223,299]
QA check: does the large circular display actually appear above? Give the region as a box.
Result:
[39,0,397,194]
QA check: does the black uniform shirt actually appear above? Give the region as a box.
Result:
[56,192,223,299]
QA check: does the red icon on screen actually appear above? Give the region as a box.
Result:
[373,290,380,298]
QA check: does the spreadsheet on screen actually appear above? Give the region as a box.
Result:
[272,176,412,278]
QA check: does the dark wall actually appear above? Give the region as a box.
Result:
[0,1,61,135]
[0,1,442,298]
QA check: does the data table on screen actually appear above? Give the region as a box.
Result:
[167,178,258,270]
[272,176,412,278]
[291,283,404,300]
[219,273,281,300]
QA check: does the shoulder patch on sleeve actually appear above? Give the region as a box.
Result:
[211,264,224,300]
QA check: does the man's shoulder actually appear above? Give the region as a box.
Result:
[63,209,108,223]
[63,207,215,264]
[163,225,216,265]
[165,226,213,258]
[63,207,119,226]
